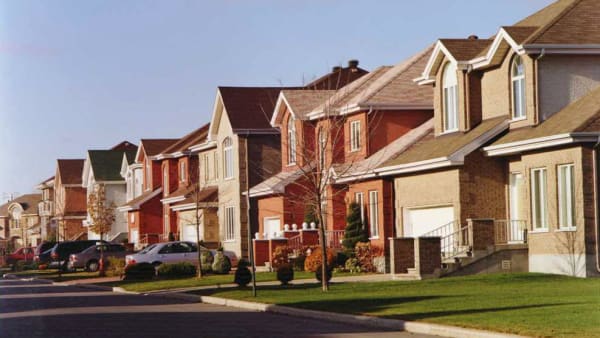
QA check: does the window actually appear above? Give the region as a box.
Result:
[213,152,218,179]
[369,191,379,238]
[531,168,548,230]
[163,166,169,193]
[318,128,326,169]
[180,162,186,183]
[511,55,526,120]
[350,120,361,151]
[225,206,235,241]
[223,137,233,179]
[355,192,365,224]
[287,116,296,164]
[558,164,575,229]
[203,154,209,182]
[442,62,459,132]
[145,162,152,190]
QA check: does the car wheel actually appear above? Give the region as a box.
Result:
[87,260,99,272]
[151,261,162,267]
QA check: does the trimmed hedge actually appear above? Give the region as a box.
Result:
[123,262,155,280]
[276,264,294,285]
[157,262,197,278]
[212,252,231,274]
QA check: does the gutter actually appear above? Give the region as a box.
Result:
[594,137,600,273]
[484,132,600,156]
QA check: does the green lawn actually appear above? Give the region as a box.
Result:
[190,273,600,338]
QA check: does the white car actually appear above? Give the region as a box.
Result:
[125,241,238,268]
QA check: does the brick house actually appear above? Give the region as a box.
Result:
[249,50,435,266]
[82,141,138,242]
[377,0,600,278]
[117,139,177,249]
[54,159,88,241]
[0,194,42,248]
[35,176,55,243]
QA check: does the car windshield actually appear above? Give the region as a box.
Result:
[138,244,156,254]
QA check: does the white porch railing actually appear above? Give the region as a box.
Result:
[320,230,345,249]
[494,219,527,244]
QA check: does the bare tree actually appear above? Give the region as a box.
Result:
[87,183,116,276]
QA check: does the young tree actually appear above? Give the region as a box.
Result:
[342,201,368,255]
[87,184,116,276]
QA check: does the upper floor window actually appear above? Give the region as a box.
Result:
[442,62,459,132]
[350,120,361,151]
[287,116,297,164]
[179,162,186,183]
[213,152,218,179]
[223,137,233,179]
[163,166,169,193]
[318,128,326,169]
[203,154,209,182]
[145,162,151,190]
[511,55,526,120]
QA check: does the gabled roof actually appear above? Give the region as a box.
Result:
[485,84,600,156]
[110,141,137,152]
[219,87,288,132]
[439,39,494,62]
[88,148,138,182]
[376,116,508,175]
[158,124,210,159]
[35,176,55,190]
[138,139,178,159]
[248,166,310,198]
[305,61,369,90]
[170,186,219,210]
[0,194,42,217]
[271,90,336,126]
[57,159,85,185]
[117,188,162,211]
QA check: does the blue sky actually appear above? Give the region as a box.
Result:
[0,0,553,200]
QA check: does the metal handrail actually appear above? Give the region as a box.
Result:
[320,230,345,249]
[288,234,303,252]
[494,219,527,244]
[440,223,471,259]
[420,220,459,239]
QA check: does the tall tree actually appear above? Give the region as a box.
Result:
[87,184,116,277]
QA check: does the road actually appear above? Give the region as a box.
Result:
[0,278,435,338]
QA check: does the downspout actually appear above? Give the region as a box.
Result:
[593,137,600,272]
[534,49,546,124]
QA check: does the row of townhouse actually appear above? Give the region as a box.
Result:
[1,0,598,278]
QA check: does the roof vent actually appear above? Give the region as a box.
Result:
[332,66,342,72]
[468,35,479,40]
[348,59,359,69]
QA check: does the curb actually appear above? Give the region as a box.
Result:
[197,295,528,338]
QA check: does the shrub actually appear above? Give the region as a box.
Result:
[355,242,384,273]
[344,257,361,273]
[304,247,335,273]
[212,252,231,274]
[157,262,197,278]
[373,256,386,273]
[200,250,214,273]
[336,251,348,267]
[342,202,368,255]
[13,260,37,272]
[276,264,294,285]
[272,245,292,269]
[234,259,252,287]
[291,254,306,271]
[105,257,125,277]
[315,267,332,283]
[123,262,155,280]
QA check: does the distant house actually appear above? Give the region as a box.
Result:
[82,141,137,242]
[0,194,42,248]
[54,159,88,241]
[35,176,54,242]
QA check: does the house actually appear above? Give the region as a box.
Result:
[82,141,138,242]
[35,176,55,242]
[377,0,600,278]
[248,49,434,266]
[0,194,42,248]
[54,159,88,241]
[117,139,177,248]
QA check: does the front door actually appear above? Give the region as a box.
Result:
[509,173,525,242]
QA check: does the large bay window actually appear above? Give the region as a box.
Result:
[531,168,548,230]
[287,116,297,164]
[511,55,526,120]
[442,62,459,132]
[223,137,233,179]
[558,164,575,229]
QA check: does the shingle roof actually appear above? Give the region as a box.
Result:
[490,85,600,146]
[219,87,290,132]
[57,159,85,185]
[140,139,179,157]
[161,123,210,156]
[248,167,309,197]
[0,194,42,217]
[171,186,219,206]
[119,188,162,210]
[439,39,494,61]
[305,63,369,90]
[110,141,137,152]
[379,116,507,168]
[280,90,336,120]
[515,0,577,28]
[503,26,539,45]
[88,148,138,182]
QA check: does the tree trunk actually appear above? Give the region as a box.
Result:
[316,202,329,292]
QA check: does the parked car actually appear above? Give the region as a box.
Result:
[6,247,35,266]
[37,247,55,266]
[68,243,129,272]
[50,240,108,270]
[34,242,56,263]
[125,241,238,268]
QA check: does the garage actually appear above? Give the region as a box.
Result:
[263,217,281,239]
[403,206,455,237]
[181,224,199,242]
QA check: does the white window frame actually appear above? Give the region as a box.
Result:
[350,120,361,152]
[163,166,169,193]
[180,161,186,183]
[223,138,234,179]
[318,128,326,169]
[213,152,218,180]
[203,154,209,183]
[224,206,235,241]
[558,164,575,230]
[442,62,459,133]
[287,116,297,164]
[145,162,152,191]
[511,55,526,121]
[369,190,379,238]
[531,168,548,230]
[355,192,365,224]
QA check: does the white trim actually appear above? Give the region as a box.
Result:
[523,44,600,55]
[189,140,217,153]
[117,188,162,212]
[472,28,525,69]
[484,133,600,156]
[171,202,218,212]
[207,90,224,142]
[338,103,433,115]
[161,195,186,204]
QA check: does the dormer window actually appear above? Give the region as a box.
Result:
[442,62,459,132]
[511,55,526,120]
[287,116,297,164]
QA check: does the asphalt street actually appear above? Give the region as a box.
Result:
[0,278,435,338]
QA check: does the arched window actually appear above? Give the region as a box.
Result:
[287,116,296,164]
[318,128,326,169]
[442,62,459,132]
[223,137,233,179]
[511,55,526,119]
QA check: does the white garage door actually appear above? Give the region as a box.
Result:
[404,206,454,237]
[264,218,281,239]
[182,224,199,242]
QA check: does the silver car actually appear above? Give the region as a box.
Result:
[68,243,129,272]
[125,241,238,267]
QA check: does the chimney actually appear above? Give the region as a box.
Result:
[332,66,342,72]
[468,35,479,40]
[348,59,359,69]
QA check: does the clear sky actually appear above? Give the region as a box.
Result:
[0,0,553,201]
